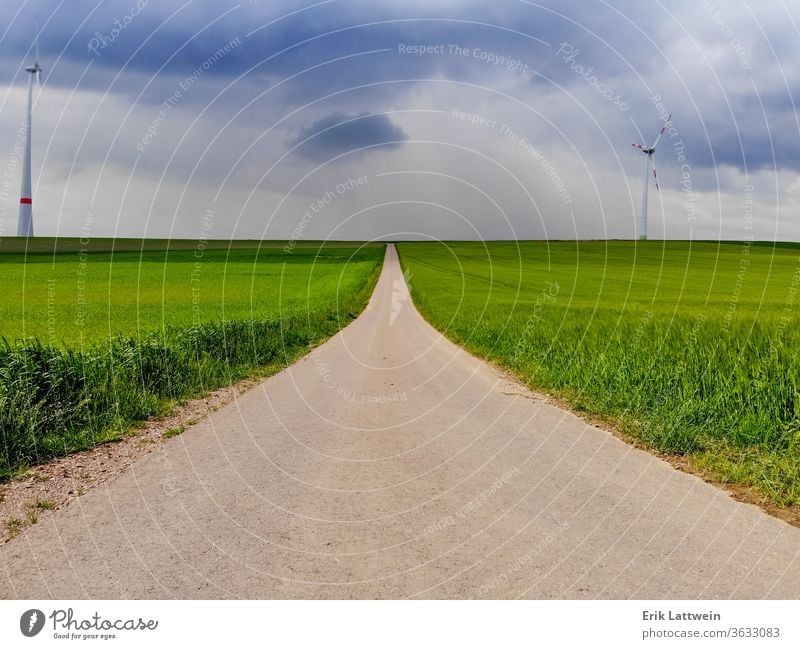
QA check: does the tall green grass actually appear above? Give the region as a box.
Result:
[0,243,383,478]
[0,242,384,346]
[398,241,800,507]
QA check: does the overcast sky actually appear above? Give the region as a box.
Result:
[0,0,798,241]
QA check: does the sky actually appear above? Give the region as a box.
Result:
[0,0,798,241]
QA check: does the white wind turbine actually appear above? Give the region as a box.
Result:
[632,115,670,241]
[17,32,43,238]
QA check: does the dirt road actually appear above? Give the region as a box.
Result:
[2,244,799,598]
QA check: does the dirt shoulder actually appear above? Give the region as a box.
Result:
[0,371,270,543]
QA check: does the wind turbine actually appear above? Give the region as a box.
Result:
[17,42,43,237]
[632,115,670,241]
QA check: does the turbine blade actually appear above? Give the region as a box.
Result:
[651,114,671,148]
[34,10,41,64]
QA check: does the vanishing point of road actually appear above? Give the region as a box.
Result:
[2,245,799,598]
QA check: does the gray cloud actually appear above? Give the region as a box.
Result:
[287,112,408,161]
[0,0,798,240]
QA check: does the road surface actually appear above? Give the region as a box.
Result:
[2,244,799,598]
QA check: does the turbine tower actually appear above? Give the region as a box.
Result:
[18,58,42,237]
[632,115,670,240]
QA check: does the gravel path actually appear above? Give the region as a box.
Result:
[2,244,799,598]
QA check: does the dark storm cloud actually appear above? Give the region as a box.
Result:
[287,112,408,161]
[2,0,653,92]
[683,92,800,175]
[1,0,799,242]
[2,0,794,175]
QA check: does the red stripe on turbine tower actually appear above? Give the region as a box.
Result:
[20,197,32,204]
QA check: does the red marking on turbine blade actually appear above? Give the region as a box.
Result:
[19,197,32,204]
[653,169,660,191]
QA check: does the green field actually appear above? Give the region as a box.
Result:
[0,238,383,478]
[398,240,800,508]
[0,238,382,346]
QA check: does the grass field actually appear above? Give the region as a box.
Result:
[0,238,383,478]
[398,240,800,508]
[0,238,381,346]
